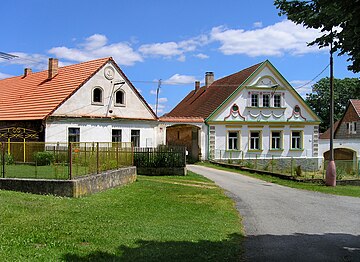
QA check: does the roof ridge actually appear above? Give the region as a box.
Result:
[350,99,360,117]
[211,61,264,85]
[0,57,111,81]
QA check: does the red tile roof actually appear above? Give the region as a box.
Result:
[162,62,263,120]
[350,99,360,117]
[0,57,156,120]
[319,120,340,139]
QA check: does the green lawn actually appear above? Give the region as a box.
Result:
[198,162,360,198]
[0,172,244,261]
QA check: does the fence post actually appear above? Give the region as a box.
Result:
[2,142,5,178]
[96,142,99,174]
[255,154,258,169]
[272,155,274,173]
[291,157,294,177]
[68,143,73,180]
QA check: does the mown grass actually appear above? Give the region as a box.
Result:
[0,172,244,261]
[198,162,360,198]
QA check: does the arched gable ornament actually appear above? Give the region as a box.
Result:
[224,103,245,121]
[287,105,306,121]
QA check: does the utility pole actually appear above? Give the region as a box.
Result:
[326,40,336,186]
[155,79,161,117]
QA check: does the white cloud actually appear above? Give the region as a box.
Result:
[138,35,209,60]
[150,89,160,95]
[48,34,143,66]
[253,21,263,28]
[0,72,14,79]
[290,80,313,98]
[163,74,197,85]
[194,53,209,59]
[139,42,182,57]
[158,97,168,103]
[0,52,48,70]
[211,20,324,57]
[149,103,166,115]
[177,55,186,62]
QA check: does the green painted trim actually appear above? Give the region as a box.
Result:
[205,122,210,160]
[205,60,267,122]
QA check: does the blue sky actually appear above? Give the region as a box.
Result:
[1,0,359,115]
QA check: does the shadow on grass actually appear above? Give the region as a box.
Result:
[62,233,244,262]
[62,233,360,262]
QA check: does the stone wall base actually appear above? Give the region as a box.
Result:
[0,166,137,197]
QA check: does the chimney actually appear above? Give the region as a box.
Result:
[205,72,214,88]
[194,81,200,92]
[48,58,58,79]
[24,68,32,77]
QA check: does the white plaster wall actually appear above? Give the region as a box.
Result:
[52,61,155,120]
[213,124,316,159]
[45,118,157,147]
[319,139,360,158]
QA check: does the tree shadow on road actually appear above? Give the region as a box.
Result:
[245,233,360,262]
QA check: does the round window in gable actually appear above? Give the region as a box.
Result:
[232,104,239,112]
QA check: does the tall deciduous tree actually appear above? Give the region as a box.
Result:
[274,0,360,73]
[306,77,360,132]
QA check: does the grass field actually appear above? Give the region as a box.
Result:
[199,162,360,198]
[0,172,243,261]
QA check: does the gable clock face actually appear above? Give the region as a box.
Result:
[104,66,115,80]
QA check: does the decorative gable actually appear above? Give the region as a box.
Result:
[208,61,320,124]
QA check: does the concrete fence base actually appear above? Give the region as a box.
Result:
[137,167,187,176]
[0,166,137,197]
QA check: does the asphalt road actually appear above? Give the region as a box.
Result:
[187,165,360,262]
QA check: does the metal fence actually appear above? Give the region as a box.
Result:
[0,142,133,180]
[134,146,186,168]
[212,150,360,180]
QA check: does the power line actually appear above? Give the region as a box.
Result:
[0,52,18,60]
[293,63,330,90]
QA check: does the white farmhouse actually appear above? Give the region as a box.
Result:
[0,57,158,147]
[161,60,321,163]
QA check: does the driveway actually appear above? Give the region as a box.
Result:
[187,165,360,262]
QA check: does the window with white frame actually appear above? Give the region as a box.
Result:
[112,129,122,143]
[251,93,259,107]
[92,87,103,104]
[114,90,125,106]
[250,131,261,150]
[228,131,239,150]
[68,127,80,143]
[274,94,281,108]
[271,131,282,150]
[348,122,357,134]
[274,94,281,107]
[263,94,270,107]
[131,130,140,147]
[291,131,302,149]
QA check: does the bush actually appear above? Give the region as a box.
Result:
[34,151,54,166]
[5,154,14,165]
